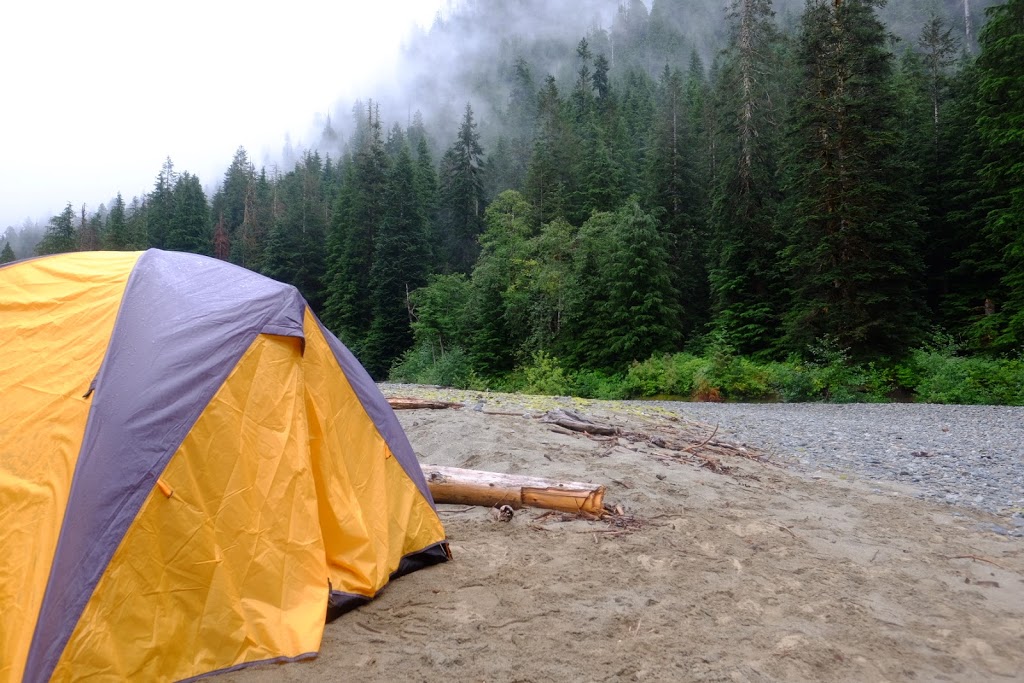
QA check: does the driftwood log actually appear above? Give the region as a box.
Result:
[387,397,463,410]
[539,409,619,436]
[422,465,606,515]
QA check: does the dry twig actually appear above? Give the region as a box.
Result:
[948,554,1007,570]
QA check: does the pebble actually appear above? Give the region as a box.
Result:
[628,401,1024,518]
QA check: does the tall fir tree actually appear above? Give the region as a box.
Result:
[938,60,1004,347]
[567,199,682,367]
[79,205,102,251]
[525,77,572,225]
[125,197,148,251]
[569,39,623,223]
[36,203,77,255]
[322,103,390,352]
[147,157,177,249]
[104,193,130,250]
[0,242,15,264]
[263,152,329,310]
[602,199,683,363]
[413,134,440,266]
[500,56,537,193]
[437,103,487,273]
[232,168,273,271]
[210,147,253,263]
[648,66,707,340]
[166,172,211,254]
[780,0,926,359]
[362,145,431,378]
[974,0,1024,348]
[470,190,538,373]
[909,18,963,322]
[707,0,785,355]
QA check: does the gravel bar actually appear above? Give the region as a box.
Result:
[382,384,1024,531]
[633,401,1024,529]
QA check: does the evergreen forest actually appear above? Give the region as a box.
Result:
[6,0,1024,404]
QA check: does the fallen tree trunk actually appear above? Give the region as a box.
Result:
[422,465,606,515]
[539,409,619,436]
[387,397,463,410]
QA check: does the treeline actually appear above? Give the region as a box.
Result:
[11,0,1023,397]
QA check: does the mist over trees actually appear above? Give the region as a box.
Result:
[13,0,1022,393]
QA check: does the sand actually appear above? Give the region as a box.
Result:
[218,392,1024,683]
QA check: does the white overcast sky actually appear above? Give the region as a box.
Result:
[0,0,448,230]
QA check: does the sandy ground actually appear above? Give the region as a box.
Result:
[220,392,1024,683]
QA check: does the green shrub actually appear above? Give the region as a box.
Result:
[623,353,707,398]
[766,359,817,402]
[388,343,477,389]
[622,355,670,397]
[904,350,1024,405]
[695,351,773,400]
[571,369,629,400]
[519,351,573,396]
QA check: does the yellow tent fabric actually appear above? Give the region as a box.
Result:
[0,250,448,682]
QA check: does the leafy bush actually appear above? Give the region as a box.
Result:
[571,369,629,400]
[766,359,817,402]
[391,337,1022,406]
[623,353,707,397]
[388,343,477,389]
[901,350,1024,405]
[695,350,773,400]
[802,335,866,402]
[519,351,574,396]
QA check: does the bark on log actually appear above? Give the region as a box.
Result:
[387,397,463,410]
[422,465,606,515]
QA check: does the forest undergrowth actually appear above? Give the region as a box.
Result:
[390,333,1024,405]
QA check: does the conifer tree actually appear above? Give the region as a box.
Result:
[104,193,130,250]
[617,71,657,199]
[147,158,177,249]
[232,168,273,271]
[125,197,148,251]
[437,103,486,273]
[36,203,77,255]
[974,0,1024,348]
[362,145,430,378]
[525,77,572,224]
[263,153,329,310]
[322,103,390,351]
[470,190,537,373]
[1,242,16,263]
[497,56,536,195]
[707,0,785,355]
[166,172,211,254]
[210,147,253,262]
[413,135,440,265]
[385,123,407,159]
[79,205,102,252]
[568,39,623,223]
[602,199,682,363]
[781,0,926,359]
[938,60,1004,347]
[568,199,681,367]
[648,66,707,339]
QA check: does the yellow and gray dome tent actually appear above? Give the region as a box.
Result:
[0,250,449,682]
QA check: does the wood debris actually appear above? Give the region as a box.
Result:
[539,409,619,435]
[537,409,769,473]
[387,397,463,410]
[948,554,1007,570]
